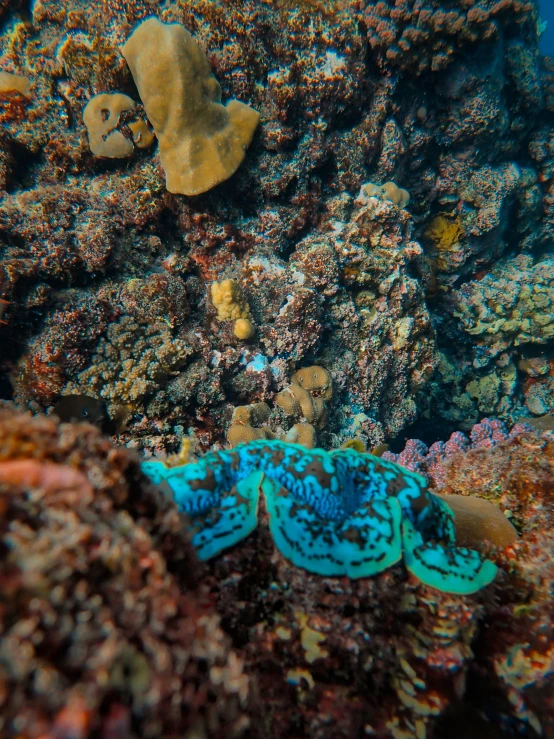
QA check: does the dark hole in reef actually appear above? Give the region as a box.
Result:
[101,108,111,122]
[0,0,31,30]
[0,369,13,402]
[388,416,465,452]
[4,139,43,193]
[435,668,541,739]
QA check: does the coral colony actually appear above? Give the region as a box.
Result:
[1,3,554,739]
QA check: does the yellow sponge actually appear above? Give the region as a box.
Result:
[83,93,154,158]
[121,17,259,195]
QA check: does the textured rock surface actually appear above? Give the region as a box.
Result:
[0,0,551,448]
[0,405,248,738]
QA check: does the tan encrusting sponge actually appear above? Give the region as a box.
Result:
[84,93,137,158]
[121,17,260,196]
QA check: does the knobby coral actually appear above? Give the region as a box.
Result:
[211,278,256,339]
[454,253,554,366]
[64,315,192,415]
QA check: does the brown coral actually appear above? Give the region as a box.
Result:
[227,402,275,446]
[272,366,332,442]
[291,365,333,402]
[64,315,192,415]
[227,423,274,446]
[0,70,31,95]
[436,493,518,550]
[283,421,317,448]
[361,181,410,209]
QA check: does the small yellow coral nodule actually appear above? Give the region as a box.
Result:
[424,214,464,252]
[234,318,256,340]
[211,279,256,340]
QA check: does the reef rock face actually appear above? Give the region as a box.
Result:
[0,0,552,449]
[0,406,248,738]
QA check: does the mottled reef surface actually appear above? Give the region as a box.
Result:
[1,0,554,451]
[1,0,554,737]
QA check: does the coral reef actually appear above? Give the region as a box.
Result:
[362,0,539,74]
[0,405,248,738]
[389,421,554,736]
[383,417,519,483]
[1,0,552,445]
[2,0,554,734]
[2,408,554,738]
[454,253,554,366]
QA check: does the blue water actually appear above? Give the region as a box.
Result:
[539,0,554,56]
